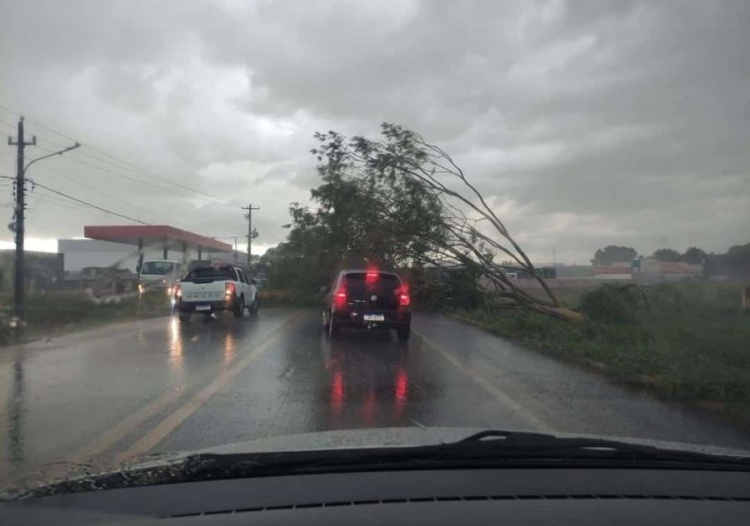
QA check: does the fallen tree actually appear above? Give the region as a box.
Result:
[311,123,584,323]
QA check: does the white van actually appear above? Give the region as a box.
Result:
[138,259,183,293]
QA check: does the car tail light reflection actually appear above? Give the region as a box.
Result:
[225,282,236,296]
[395,369,408,404]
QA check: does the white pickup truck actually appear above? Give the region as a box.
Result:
[173,265,258,322]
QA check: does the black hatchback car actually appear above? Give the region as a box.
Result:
[322,270,411,341]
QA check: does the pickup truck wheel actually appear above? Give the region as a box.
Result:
[233,296,245,318]
[248,298,259,315]
[178,311,191,323]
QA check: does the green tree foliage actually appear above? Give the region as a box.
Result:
[725,243,750,272]
[681,246,707,265]
[264,129,445,294]
[591,245,638,266]
[651,248,682,262]
[702,242,750,278]
[267,124,576,320]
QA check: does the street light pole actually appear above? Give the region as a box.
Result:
[7,116,79,332]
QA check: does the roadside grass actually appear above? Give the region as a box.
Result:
[452,280,750,424]
[0,291,171,345]
[257,288,321,308]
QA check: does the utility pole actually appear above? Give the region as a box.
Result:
[8,117,35,329]
[241,204,259,267]
[7,117,79,333]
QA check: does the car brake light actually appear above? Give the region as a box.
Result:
[225,282,236,296]
[334,289,347,307]
[398,286,410,307]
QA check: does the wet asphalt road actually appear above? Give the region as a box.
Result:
[2,307,750,487]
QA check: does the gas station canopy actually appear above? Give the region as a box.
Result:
[83,225,233,257]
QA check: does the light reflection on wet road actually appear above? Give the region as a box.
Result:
[2,308,750,488]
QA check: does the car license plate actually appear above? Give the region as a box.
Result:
[195,305,211,312]
[364,314,384,322]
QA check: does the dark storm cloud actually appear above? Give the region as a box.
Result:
[1,0,748,260]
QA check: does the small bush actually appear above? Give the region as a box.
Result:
[579,284,644,323]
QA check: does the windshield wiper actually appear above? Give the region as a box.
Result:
[19,430,750,498]
[177,429,750,480]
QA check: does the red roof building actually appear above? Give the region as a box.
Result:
[83,225,232,259]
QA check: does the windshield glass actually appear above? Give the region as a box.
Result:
[1,0,749,497]
[141,262,176,275]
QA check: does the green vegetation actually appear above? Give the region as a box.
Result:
[256,288,321,308]
[262,124,573,320]
[452,281,750,422]
[0,291,171,345]
[592,245,638,265]
[262,125,446,298]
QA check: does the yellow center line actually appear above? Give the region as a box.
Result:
[114,311,307,463]
[60,312,303,469]
[413,328,553,433]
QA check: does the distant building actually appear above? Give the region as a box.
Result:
[57,239,184,274]
[593,266,632,280]
[636,259,703,284]
[0,250,64,291]
[555,265,595,279]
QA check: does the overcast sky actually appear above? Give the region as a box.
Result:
[1,0,748,264]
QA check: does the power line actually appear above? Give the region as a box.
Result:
[33,193,99,214]
[35,144,183,196]
[0,104,228,203]
[31,182,119,214]
[31,148,191,226]
[32,181,149,225]
[34,131,227,204]
[28,133,70,149]
[0,116,17,130]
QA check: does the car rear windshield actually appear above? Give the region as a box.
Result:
[185,267,235,280]
[342,272,401,297]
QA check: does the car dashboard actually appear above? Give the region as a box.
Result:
[3,467,750,525]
